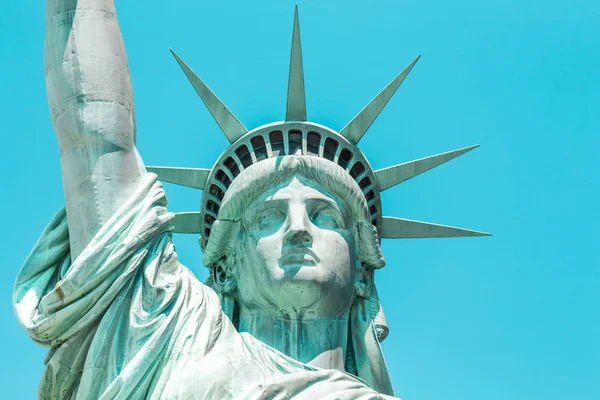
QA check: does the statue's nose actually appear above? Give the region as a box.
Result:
[284,206,313,246]
[284,229,313,247]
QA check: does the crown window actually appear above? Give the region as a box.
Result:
[224,157,240,177]
[251,136,268,161]
[269,130,284,156]
[358,176,371,190]
[350,161,365,178]
[338,148,353,169]
[207,200,220,214]
[323,138,338,161]
[209,184,225,201]
[235,145,252,168]
[307,132,320,155]
[215,169,232,188]
[288,130,302,154]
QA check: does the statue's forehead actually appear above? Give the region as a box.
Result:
[249,176,342,206]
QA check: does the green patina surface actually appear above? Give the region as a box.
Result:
[13,1,488,399]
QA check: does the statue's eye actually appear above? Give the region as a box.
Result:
[310,206,343,229]
[254,209,286,232]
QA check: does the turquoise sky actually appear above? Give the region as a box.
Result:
[1,1,598,398]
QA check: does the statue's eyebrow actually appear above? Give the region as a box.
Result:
[244,198,288,218]
[304,196,339,211]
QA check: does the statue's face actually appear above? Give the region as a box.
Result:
[234,176,358,318]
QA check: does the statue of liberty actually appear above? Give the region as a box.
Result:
[13,1,489,399]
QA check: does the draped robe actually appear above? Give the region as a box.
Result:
[13,175,395,400]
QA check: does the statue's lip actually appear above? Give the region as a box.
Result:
[279,247,319,267]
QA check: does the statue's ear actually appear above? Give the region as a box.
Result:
[212,257,238,294]
[354,262,374,299]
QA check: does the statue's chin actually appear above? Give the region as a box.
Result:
[236,258,355,317]
[265,271,354,316]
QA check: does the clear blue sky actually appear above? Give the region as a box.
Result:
[0,1,598,398]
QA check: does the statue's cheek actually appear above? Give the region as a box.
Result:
[259,227,289,251]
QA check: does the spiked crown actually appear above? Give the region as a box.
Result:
[147,7,490,250]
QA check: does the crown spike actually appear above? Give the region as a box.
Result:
[340,55,420,144]
[171,49,248,143]
[285,6,307,122]
[375,145,479,191]
[172,212,203,234]
[147,166,211,190]
[380,217,491,239]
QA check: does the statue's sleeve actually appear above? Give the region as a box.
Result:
[13,175,175,347]
[13,175,229,399]
[45,0,146,260]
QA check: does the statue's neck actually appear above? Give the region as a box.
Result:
[237,311,349,371]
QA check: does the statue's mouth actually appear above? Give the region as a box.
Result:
[279,248,319,267]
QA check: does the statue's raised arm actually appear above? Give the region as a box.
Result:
[45,0,145,259]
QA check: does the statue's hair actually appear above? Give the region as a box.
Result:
[203,155,385,271]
